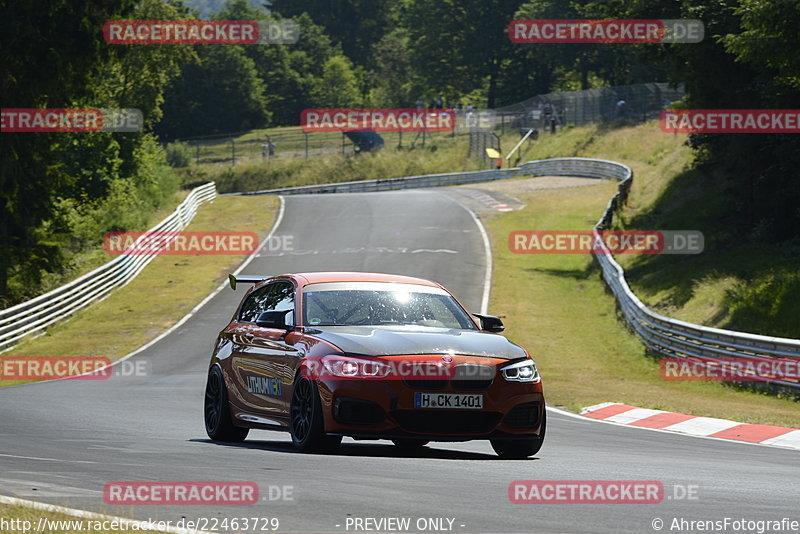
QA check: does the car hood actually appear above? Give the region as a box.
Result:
[307,325,527,360]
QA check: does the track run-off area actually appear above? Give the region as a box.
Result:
[1,186,797,534]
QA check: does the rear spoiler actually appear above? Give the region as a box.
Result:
[228,274,267,290]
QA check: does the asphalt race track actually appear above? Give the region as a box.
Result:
[1,189,797,534]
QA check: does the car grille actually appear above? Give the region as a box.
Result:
[403,379,448,390]
[392,410,502,434]
[450,378,494,390]
[502,402,540,428]
[403,365,495,391]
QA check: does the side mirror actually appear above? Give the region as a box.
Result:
[473,313,504,333]
[255,310,293,330]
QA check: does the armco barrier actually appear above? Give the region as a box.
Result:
[237,157,630,196]
[0,182,217,353]
[239,157,800,389]
[584,161,799,389]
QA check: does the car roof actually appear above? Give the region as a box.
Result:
[289,271,442,288]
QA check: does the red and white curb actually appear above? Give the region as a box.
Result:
[464,190,514,212]
[580,402,800,451]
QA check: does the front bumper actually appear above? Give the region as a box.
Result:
[316,355,545,440]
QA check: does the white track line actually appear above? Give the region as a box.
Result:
[0,495,210,534]
[7,197,286,389]
[446,195,492,315]
[0,197,286,524]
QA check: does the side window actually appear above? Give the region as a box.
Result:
[238,281,295,324]
[263,281,295,323]
[238,285,270,323]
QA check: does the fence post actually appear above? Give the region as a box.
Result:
[304,132,309,159]
[482,133,487,167]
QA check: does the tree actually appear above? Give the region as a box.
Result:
[157,44,270,139]
[216,3,339,125]
[268,0,394,68]
[604,0,800,238]
[0,0,137,299]
[312,55,361,108]
[368,28,415,107]
[0,0,194,302]
[403,0,528,108]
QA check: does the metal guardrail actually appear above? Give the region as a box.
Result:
[239,157,633,196]
[239,168,525,195]
[239,157,800,389]
[0,182,217,353]
[6,157,795,387]
[585,162,800,389]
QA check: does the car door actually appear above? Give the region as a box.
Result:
[230,280,298,421]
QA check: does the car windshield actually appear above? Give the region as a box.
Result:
[302,282,477,330]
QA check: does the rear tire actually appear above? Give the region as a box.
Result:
[290,377,342,453]
[204,366,249,442]
[491,411,545,459]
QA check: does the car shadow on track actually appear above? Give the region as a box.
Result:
[189,439,539,461]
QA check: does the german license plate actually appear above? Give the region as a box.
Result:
[414,392,483,409]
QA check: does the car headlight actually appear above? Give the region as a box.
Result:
[501,359,540,383]
[322,356,392,379]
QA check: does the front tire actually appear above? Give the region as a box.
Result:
[290,377,342,453]
[204,366,249,442]
[491,411,546,459]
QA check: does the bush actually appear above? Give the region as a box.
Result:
[165,141,193,168]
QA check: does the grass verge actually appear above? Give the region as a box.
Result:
[0,194,279,386]
[483,122,799,426]
[180,131,493,194]
[514,120,800,339]
[0,504,159,534]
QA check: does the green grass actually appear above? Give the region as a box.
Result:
[1,194,279,386]
[183,131,494,194]
[483,120,799,425]
[6,189,191,309]
[497,120,800,339]
[0,504,160,534]
[486,184,800,427]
